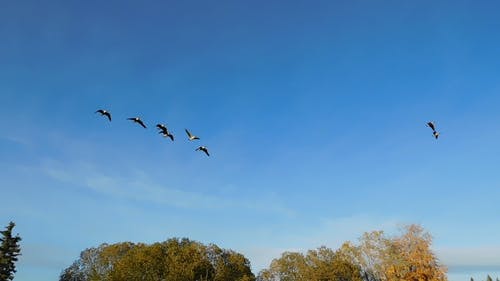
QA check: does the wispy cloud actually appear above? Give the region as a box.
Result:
[0,133,34,147]
[40,158,293,215]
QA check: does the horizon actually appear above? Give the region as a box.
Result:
[1,1,500,280]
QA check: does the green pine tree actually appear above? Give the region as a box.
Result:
[0,221,22,281]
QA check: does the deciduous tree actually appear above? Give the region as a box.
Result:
[258,247,362,281]
[60,238,255,281]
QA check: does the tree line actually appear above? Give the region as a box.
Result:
[59,224,448,281]
[257,224,447,281]
[1,221,497,281]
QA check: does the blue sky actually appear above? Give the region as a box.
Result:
[1,1,500,280]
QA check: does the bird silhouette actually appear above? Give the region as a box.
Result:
[185,129,200,141]
[95,109,111,121]
[127,117,147,128]
[156,124,174,141]
[156,124,168,132]
[426,121,436,132]
[196,146,209,156]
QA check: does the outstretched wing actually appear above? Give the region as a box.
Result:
[185,129,193,138]
[137,119,147,128]
[104,112,111,121]
[427,122,435,131]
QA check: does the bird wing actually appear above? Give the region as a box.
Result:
[137,120,147,128]
[95,109,104,114]
[185,129,193,138]
[168,134,174,141]
[203,149,209,156]
[127,117,135,120]
[104,112,111,121]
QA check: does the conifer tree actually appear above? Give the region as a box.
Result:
[0,221,22,281]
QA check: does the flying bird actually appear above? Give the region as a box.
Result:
[156,124,174,141]
[185,129,200,141]
[156,124,168,132]
[196,146,210,156]
[127,117,147,128]
[95,109,111,121]
[426,121,436,132]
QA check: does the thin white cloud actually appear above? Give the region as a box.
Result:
[0,134,33,147]
[40,159,294,215]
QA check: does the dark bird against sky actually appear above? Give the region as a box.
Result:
[157,124,174,141]
[196,146,209,156]
[427,121,439,140]
[95,109,112,121]
[156,124,168,132]
[127,117,147,128]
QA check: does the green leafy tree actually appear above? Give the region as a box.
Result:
[258,251,307,281]
[59,242,134,281]
[258,247,362,281]
[208,244,254,281]
[0,221,22,281]
[60,238,255,281]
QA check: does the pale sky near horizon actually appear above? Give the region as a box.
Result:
[1,1,500,281]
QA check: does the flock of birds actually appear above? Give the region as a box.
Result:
[95,109,210,156]
[95,109,441,156]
